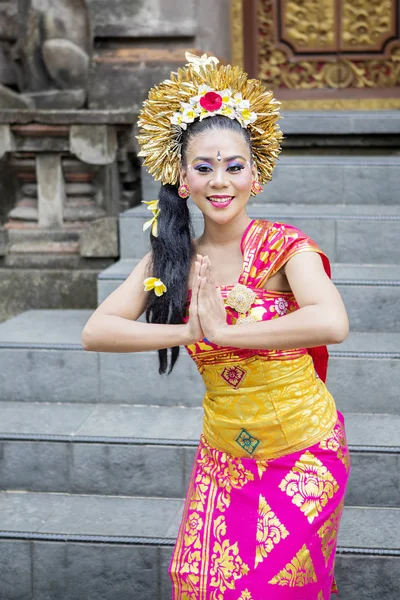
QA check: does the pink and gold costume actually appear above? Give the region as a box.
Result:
[169,219,350,599]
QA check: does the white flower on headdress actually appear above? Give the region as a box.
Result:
[221,105,236,119]
[239,108,258,127]
[185,52,219,72]
[180,102,198,124]
[171,113,188,129]
[219,89,233,104]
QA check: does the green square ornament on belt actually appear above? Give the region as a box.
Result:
[236,428,261,455]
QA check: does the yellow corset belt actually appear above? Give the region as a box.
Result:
[200,353,338,460]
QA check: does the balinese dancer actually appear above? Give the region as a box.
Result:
[82,53,351,600]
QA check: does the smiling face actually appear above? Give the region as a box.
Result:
[180,128,257,225]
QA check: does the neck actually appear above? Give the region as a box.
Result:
[200,210,252,248]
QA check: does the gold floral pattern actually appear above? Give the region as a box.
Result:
[210,515,249,597]
[238,590,253,600]
[256,460,269,479]
[268,543,317,587]
[317,499,345,566]
[194,440,255,514]
[319,419,350,472]
[279,451,339,523]
[318,592,324,600]
[255,495,289,568]
[184,512,204,548]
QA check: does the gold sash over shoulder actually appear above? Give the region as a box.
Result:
[201,353,338,460]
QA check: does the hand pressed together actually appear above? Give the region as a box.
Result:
[185,255,227,345]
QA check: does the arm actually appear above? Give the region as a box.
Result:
[198,252,349,350]
[81,252,202,353]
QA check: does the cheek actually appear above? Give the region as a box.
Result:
[234,171,253,192]
[186,172,206,194]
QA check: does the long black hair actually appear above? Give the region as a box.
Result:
[145,115,252,374]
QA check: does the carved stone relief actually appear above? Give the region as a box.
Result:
[0,0,92,109]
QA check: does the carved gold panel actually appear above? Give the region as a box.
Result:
[341,0,396,51]
[281,0,337,52]
[258,0,400,91]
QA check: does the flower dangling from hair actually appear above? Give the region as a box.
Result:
[142,200,160,237]
[143,277,167,297]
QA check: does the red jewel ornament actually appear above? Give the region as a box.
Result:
[200,91,223,112]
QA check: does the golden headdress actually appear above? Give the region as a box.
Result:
[136,53,283,187]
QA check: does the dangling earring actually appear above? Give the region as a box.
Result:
[178,183,190,199]
[251,180,264,195]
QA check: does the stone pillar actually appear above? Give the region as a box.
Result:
[36,154,65,227]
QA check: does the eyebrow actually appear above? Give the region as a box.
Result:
[192,155,247,163]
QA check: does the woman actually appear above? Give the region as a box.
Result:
[82,54,350,600]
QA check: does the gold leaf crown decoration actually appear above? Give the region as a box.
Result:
[136,52,283,188]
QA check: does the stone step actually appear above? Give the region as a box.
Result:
[0,491,398,600]
[0,310,398,413]
[120,204,400,264]
[98,259,400,333]
[261,156,400,205]
[0,402,398,507]
[281,110,400,136]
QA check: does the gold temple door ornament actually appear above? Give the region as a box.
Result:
[231,0,400,109]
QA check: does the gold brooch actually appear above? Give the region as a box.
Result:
[225,283,256,314]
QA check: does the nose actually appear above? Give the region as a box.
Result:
[209,166,229,189]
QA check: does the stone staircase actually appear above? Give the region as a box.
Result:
[0,111,399,599]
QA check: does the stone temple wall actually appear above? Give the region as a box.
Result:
[87,0,232,110]
[0,0,232,321]
[0,0,232,111]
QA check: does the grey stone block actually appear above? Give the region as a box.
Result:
[281,111,400,135]
[0,541,32,600]
[0,309,93,345]
[338,285,400,332]
[80,217,119,258]
[120,212,151,259]
[333,331,400,354]
[345,453,400,507]
[70,125,117,165]
[0,491,59,532]
[343,285,400,332]
[88,0,195,37]
[0,491,182,538]
[99,351,204,406]
[338,506,400,550]
[0,270,98,323]
[334,555,400,600]
[327,358,400,415]
[0,348,99,403]
[0,441,69,493]
[33,541,159,600]
[260,157,400,205]
[336,220,400,264]
[89,61,181,110]
[70,444,186,498]
[0,401,95,435]
[76,404,202,439]
[160,546,174,600]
